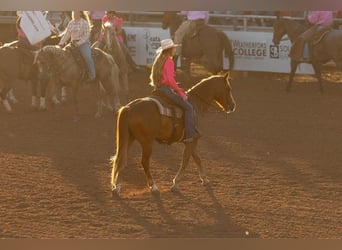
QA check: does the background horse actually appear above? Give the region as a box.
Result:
[101,22,130,104]
[272,16,342,92]
[110,72,236,195]
[0,34,66,112]
[35,45,121,120]
[0,44,44,113]
[162,12,235,74]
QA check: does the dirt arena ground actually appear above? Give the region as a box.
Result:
[0,67,341,239]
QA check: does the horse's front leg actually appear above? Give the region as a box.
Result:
[7,88,18,104]
[31,80,39,110]
[95,81,104,118]
[171,140,197,192]
[287,59,298,92]
[38,79,49,111]
[191,148,210,186]
[0,88,13,113]
[140,142,159,194]
[71,84,80,122]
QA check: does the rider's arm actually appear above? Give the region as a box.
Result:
[163,58,187,99]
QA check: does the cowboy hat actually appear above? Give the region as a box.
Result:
[156,38,180,54]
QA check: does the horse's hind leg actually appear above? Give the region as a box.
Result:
[171,141,197,192]
[312,63,324,93]
[111,137,134,195]
[140,141,159,193]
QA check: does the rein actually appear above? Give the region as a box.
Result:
[187,74,233,115]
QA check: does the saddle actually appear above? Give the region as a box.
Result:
[64,43,100,80]
[17,47,35,64]
[302,26,332,61]
[187,19,206,38]
[310,26,332,45]
[148,89,186,144]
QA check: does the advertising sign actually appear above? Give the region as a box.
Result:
[124,26,314,74]
[20,11,51,45]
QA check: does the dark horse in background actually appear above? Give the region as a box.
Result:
[35,45,121,120]
[110,72,236,196]
[162,12,235,74]
[272,16,342,92]
[0,34,64,113]
[0,42,46,113]
[100,21,130,104]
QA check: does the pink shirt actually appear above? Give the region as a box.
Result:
[98,15,124,43]
[308,11,334,26]
[88,11,105,20]
[17,27,26,38]
[181,11,209,22]
[161,57,187,99]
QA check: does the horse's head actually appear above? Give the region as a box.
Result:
[161,12,170,30]
[103,22,116,50]
[272,17,287,45]
[34,45,60,80]
[214,72,236,114]
[188,72,236,114]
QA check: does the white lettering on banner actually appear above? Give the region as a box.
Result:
[20,11,51,46]
[125,27,170,66]
[123,27,314,74]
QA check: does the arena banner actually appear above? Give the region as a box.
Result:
[124,26,314,75]
[223,30,314,74]
[124,27,170,66]
[20,11,51,45]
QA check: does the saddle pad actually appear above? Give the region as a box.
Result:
[141,97,183,118]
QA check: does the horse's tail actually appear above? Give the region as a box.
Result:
[110,105,131,187]
[220,31,235,71]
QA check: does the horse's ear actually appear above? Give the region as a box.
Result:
[33,50,40,64]
[223,71,230,81]
[275,11,281,20]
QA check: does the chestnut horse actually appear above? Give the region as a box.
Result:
[272,17,342,92]
[110,72,236,195]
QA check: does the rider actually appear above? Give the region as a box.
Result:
[87,10,105,42]
[95,11,139,71]
[289,11,334,61]
[173,11,209,54]
[58,11,96,83]
[16,11,55,50]
[149,38,200,143]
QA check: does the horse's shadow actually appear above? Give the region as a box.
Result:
[114,185,259,238]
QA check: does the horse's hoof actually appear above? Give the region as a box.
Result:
[111,186,121,198]
[111,190,121,199]
[73,116,80,122]
[150,184,160,195]
[202,179,211,186]
[171,185,180,193]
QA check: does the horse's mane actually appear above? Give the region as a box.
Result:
[281,18,309,38]
[186,74,222,93]
[41,45,70,61]
[186,74,225,113]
